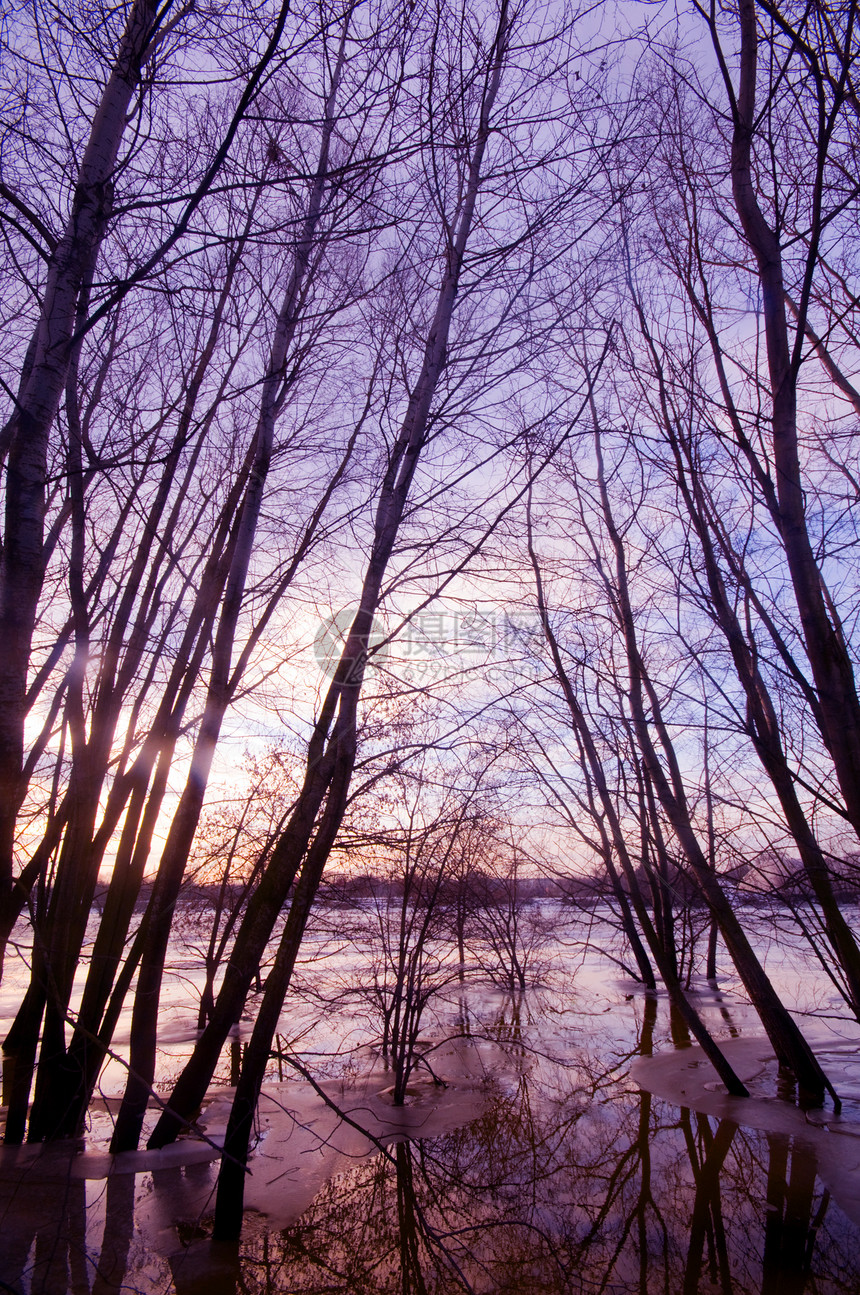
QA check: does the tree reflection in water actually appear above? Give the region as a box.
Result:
[2,993,859,1294]
[165,997,856,1295]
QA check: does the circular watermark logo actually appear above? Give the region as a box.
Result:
[313,608,390,679]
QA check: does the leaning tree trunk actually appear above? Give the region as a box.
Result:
[211,5,515,1238]
[0,0,297,978]
[728,0,860,839]
[563,700,656,989]
[0,0,160,929]
[530,535,749,1098]
[7,496,239,1143]
[630,216,860,1024]
[593,427,836,1104]
[680,455,860,1019]
[108,49,349,1153]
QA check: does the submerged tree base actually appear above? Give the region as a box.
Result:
[2,977,860,1293]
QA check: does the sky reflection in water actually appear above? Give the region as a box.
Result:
[2,906,860,1294]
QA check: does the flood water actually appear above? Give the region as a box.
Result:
[2,902,860,1294]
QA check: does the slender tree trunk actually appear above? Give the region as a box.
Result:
[211,7,515,1236]
[627,257,860,1021]
[728,0,860,837]
[108,49,351,1154]
[638,761,678,977]
[0,0,160,907]
[1,193,264,1137]
[593,425,836,1103]
[214,716,358,1236]
[706,919,719,982]
[529,513,748,1097]
[15,520,237,1141]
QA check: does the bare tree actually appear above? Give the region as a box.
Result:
[321,767,485,1105]
[0,0,296,930]
[206,0,614,1235]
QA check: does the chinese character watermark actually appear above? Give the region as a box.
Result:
[313,605,544,681]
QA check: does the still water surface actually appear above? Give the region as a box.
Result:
[1,903,860,1293]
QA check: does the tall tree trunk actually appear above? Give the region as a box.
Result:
[0,0,160,911]
[211,4,515,1237]
[109,49,351,1153]
[728,0,860,837]
[625,259,860,1021]
[8,505,239,1142]
[529,526,748,1098]
[593,425,836,1103]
